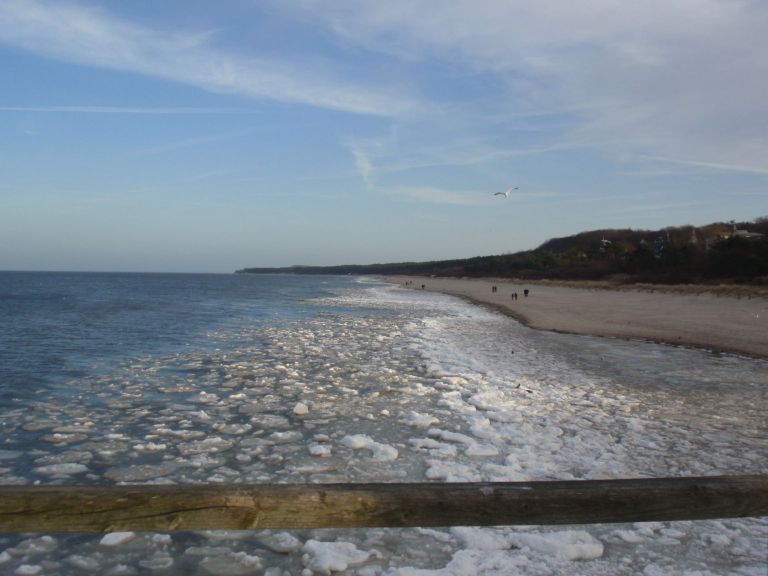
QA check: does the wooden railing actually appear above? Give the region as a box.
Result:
[1,475,766,532]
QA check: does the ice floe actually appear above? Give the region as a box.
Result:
[340,434,399,461]
[100,532,136,547]
[33,462,89,476]
[14,565,43,576]
[301,539,372,575]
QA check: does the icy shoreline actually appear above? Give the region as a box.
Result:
[1,279,766,575]
[385,275,768,359]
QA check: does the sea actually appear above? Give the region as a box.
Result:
[0,271,766,576]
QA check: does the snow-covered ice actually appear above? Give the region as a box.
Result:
[0,278,765,575]
[100,532,136,547]
[301,539,372,574]
[340,434,399,461]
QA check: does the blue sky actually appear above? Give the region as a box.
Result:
[1,0,766,273]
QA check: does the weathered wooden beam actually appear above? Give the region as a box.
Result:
[0,475,766,533]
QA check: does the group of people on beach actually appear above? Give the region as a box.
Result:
[492,285,529,300]
[402,280,530,298]
[402,280,426,289]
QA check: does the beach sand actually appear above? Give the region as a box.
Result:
[385,276,768,358]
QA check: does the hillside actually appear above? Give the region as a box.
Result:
[237,218,768,285]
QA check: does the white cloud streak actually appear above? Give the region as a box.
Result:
[3,0,766,201]
[351,148,373,188]
[638,155,768,177]
[283,0,768,174]
[386,186,489,206]
[0,0,412,116]
[0,106,261,114]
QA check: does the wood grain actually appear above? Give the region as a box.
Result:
[1,475,766,533]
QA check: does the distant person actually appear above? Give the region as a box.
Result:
[524,289,529,297]
[421,284,425,290]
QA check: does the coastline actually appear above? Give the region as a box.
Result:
[383,276,768,359]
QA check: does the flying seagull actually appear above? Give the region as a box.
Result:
[494,186,519,198]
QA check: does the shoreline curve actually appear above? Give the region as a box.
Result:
[382,276,768,360]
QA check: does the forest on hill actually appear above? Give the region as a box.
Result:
[238,217,768,285]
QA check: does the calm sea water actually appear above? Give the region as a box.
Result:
[0,271,765,575]
[0,272,369,402]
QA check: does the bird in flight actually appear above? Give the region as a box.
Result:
[494,186,519,198]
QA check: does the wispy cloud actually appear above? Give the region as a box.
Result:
[283,0,768,173]
[386,186,487,206]
[346,119,568,191]
[637,155,768,177]
[377,143,568,175]
[0,0,413,116]
[350,148,373,188]
[0,106,262,115]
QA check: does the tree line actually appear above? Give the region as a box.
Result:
[237,218,768,285]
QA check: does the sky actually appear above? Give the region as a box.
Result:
[1,0,767,273]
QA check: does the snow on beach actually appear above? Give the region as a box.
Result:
[0,279,766,575]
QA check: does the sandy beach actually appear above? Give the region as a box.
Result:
[386,276,768,358]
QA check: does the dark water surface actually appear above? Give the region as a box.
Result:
[0,272,356,401]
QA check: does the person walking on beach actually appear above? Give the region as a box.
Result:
[524,289,529,297]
